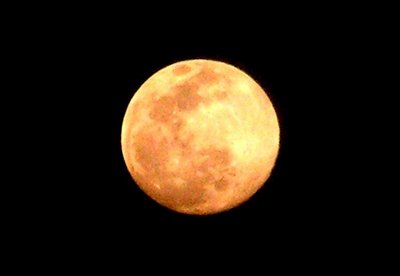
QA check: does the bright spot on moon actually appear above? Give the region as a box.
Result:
[121,59,280,215]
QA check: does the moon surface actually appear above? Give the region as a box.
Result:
[121,59,280,215]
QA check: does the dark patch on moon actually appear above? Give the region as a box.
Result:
[194,67,219,84]
[148,65,229,123]
[132,63,239,210]
[173,64,192,75]
[148,95,176,122]
[173,82,202,111]
[214,177,230,191]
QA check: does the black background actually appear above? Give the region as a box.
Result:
[15,5,370,265]
[59,31,338,246]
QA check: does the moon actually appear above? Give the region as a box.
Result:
[121,59,280,215]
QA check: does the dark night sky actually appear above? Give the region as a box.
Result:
[58,31,341,246]
[18,8,368,262]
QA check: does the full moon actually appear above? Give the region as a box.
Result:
[121,59,280,215]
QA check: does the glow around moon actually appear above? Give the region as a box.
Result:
[121,59,280,215]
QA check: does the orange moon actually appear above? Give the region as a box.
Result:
[121,59,280,215]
